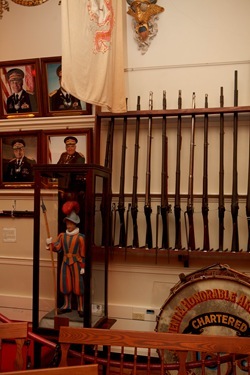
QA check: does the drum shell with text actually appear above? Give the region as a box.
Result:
[155,264,250,374]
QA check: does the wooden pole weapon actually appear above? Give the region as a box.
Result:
[41,199,57,316]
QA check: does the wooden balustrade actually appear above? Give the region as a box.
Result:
[59,326,250,375]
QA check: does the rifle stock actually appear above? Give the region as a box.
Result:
[174,90,182,249]
[218,87,225,251]
[202,94,210,251]
[144,91,153,249]
[111,202,116,247]
[186,92,196,250]
[161,90,171,249]
[131,96,141,248]
[125,203,131,250]
[231,70,239,252]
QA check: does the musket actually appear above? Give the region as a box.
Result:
[186,92,196,250]
[104,118,115,170]
[144,91,153,249]
[101,117,115,246]
[117,104,128,248]
[231,70,239,252]
[202,94,210,251]
[174,90,182,249]
[246,131,250,252]
[161,90,171,249]
[131,96,141,248]
[218,87,225,251]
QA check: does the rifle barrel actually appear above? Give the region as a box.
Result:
[174,90,182,250]
[202,94,210,251]
[161,90,170,249]
[186,92,196,250]
[231,70,239,252]
[218,86,225,251]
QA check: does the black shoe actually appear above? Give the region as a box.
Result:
[57,308,72,315]
[78,311,84,318]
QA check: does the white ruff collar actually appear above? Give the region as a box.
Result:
[66,227,79,236]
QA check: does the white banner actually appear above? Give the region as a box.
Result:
[61,0,126,113]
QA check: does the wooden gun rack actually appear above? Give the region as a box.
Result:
[0,210,34,218]
[95,105,250,265]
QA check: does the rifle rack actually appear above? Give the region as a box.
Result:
[95,103,250,264]
[0,210,34,218]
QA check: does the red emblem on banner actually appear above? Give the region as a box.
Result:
[87,0,115,53]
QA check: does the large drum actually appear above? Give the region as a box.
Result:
[155,263,250,374]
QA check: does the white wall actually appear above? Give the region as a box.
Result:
[0,0,61,60]
[125,0,250,109]
[0,0,250,331]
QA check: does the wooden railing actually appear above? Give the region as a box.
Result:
[0,316,249,374]
[0,322,28,371]
[1,364,98,375]
[59,327,250,374]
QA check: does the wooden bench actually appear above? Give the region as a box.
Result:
[0,322,29,372]
[0,364,98,375]
[58,327,250,375]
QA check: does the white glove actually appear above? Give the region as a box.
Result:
[46,237,53,245]
[80,268,85,275]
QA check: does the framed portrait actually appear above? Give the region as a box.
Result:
[0,131,42,188]
[41,57,92,116]
[42,128,93,164]
[0,59,42,118]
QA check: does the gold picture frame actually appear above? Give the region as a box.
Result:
[0,58,42,119]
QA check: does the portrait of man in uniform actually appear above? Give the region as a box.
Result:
[57,136,85,164]
[5,68,37,114]
[49,65,82,112]
[47,133,87,164]
[41,58,91,115]
[0,60,41,117]
[2,136,37,184]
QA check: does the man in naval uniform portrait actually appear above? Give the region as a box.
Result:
[49,65,82,111]
[5,139,35,182]
[6,68,37,114]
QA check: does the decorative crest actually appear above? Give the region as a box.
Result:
[126,0,164,54]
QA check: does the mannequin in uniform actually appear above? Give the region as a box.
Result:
[46,201,85,317]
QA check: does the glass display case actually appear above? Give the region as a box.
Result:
[32,164,111,335]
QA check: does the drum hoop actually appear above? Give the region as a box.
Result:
[156,263,250,331]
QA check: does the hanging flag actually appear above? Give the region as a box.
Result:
[61,0,127,113]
